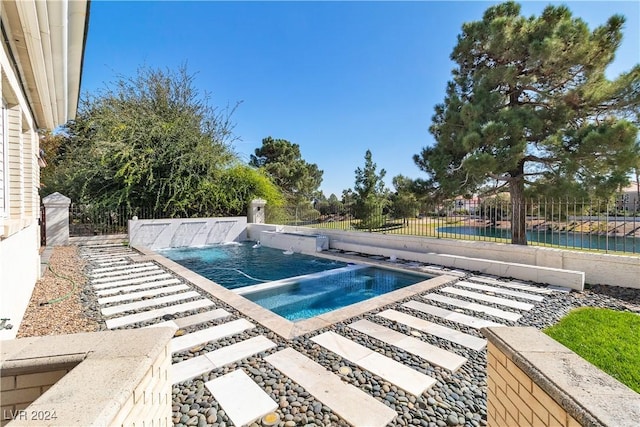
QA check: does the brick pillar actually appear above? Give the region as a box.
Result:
[42,192,71,246]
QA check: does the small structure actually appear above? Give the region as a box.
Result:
[248,198,267,224]
[42,192,71,246]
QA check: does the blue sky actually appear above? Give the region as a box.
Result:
[81,1,640,197]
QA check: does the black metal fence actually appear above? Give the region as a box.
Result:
[266,197,640,254]
[68,205,167,237]
[68,197,640,254]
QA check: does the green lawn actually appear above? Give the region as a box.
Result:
[544,307,640,393]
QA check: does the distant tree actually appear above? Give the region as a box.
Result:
[414,1,640,244]
[314,193,330,215]
[341,189,356,214]
[353,150,389,229]
[327,193,343,214]
[391,175,419,224]
[43,65,282,216]
[249,137,323,204]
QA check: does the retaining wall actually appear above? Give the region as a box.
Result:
[482,327,640,427]
[128,217,247,249]
[246,224,639,289]
[1,328,175,426]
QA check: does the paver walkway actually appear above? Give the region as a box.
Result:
[265,348,397,427]
[80,243,555,426]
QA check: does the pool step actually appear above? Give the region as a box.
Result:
[171,318,255,354]
[348,319,467,372]
[105,299,215,329]
[377,309,487,351]
[311,331,437,395]
[265,348,397,427]
[441,287,535,310]
[205,369,278,426]
[95,278,182,296]
[425,293,522,322]
[101,291,202,317]
[173,335,276,383]
[404,300,503,329]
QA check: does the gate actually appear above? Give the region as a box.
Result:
[40,204,46,246]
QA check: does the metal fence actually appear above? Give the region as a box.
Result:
[266,198,640,254]
[68,205,167,236]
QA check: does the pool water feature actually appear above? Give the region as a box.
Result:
[241,266,430,321]
[159,243,347,289]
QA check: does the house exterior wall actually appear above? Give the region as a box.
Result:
[0,0,88,339]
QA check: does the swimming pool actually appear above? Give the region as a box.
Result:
[241,265,429,321]
[159,243,430,321]
[159,243,347,289]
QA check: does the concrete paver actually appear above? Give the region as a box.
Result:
[377,309,487,351]
[205,370,278,427]
[105,299,215,329]
[404,300,503,329]
[265,348,397,427]
[171,318,255,353]
[348,319,467,372]
[311,331,436,395]
[425,293,522,322]
[101,291,202,316]
[455,281,545,301]
[441,286,535,310]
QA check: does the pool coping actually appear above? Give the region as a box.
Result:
[130,245,458,339]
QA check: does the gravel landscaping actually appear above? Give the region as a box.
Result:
[17,245,640,426]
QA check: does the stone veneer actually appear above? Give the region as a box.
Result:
[1,327,175,426]
[482,327,640,427]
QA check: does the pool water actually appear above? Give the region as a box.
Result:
[243,265,429,321]
[159,243,346,289]
[159,243,430,321]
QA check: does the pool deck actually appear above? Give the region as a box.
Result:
[74,242,617,427]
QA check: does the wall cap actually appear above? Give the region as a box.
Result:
[482,326,640,427]
[42,192,71,207]
[1,327,176,425]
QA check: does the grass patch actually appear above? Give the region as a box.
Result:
[544,307,640,393]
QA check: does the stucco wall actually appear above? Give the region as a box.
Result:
[0,224,40,340]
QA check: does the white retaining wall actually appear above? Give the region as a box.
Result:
[128,217,247,249]
[247,224,639,289]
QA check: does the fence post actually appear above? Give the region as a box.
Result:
[248,199,267,224]
[42,192,71,246]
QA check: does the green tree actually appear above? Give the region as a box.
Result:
[327,193,343,214]
[353,150,389,229]
[414,1,640,244]
[249,137,323,204]
[43,65,282,216]
[391,175,419,224]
